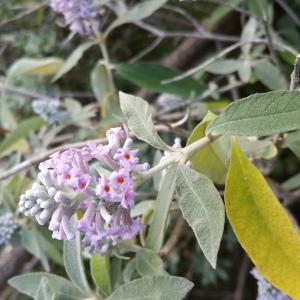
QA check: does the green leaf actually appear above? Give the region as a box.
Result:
[146,163,178,251]
[205,59,241,75]
[36,277,54,300]
[131,200,155,218]
[63,222,90,293]
[225,139,300,299]
[254,59,287,90]
[282,173,300,191]
[9,272,89,300]
[21,228,49,272]
[116,63,204,98]
[110,258,123,290]
[206,90,300,136]
[238,60,252,82]
[119,92,170,151]
[284,130,300,160]
[106,0,168,34]
[8,57,63,77]
[245,0,264,17]
[91,62,113,103]
[90,254,112,297]
[123,258,137,283]
[0,117,46,157]
[136,249,167,277]
[237,137,277,159]
[241,17,257,55]
[176,166,225,269]
[36,226,63,266]
[187,112,230,184]
[53,42,96,81]
[106,276,194,300]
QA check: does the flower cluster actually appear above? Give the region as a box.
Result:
[0,213,18,245]
[251,268,291,300]
[19,127,149,254]
[49,0,101,35]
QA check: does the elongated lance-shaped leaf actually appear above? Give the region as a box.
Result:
[145,163,178,251]
[176,166,225,269]
[106,0,168,34]
[116,63,204,97]
[9,272,89,300]
[63,219,91,293]
[136,248,167,277]
[21,228,50,272]
[8,57,63,77]
[225,139,300,299]
[0,117,46,157]
[206,90,300,136]
[90,254,112,297]
[53,42,96,81]
[106,276,194,300]
[254,59,287,90]
[119,92,171,151]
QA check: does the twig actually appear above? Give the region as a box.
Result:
[134,20,241,43]
[155,80,245,119]
[128,37,163,63]
[0,137,107,181]
[0,83,54,101]
[260,1,288,86]
[0,2,46,27]
[161,41,248,84]
[0,246,31,290]
[98,38,116,94]
[233,254,249,300]
[160,217,187,259]
[198,0,253,17]
[276,0,300,28]
[163,5,206,34]
[0,125,172,181]
[290,55,300,90]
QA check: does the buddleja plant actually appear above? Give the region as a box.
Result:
[8,84,300,299]
[3,0,300,299]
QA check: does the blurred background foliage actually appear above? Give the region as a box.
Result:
[0,0,300,299]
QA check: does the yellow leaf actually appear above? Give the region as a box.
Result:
[225,139,300,299]
[187,111,230,184]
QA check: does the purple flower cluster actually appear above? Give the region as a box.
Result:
[251,268,291,300]
[50,0,100,35]
[19,127,149,254]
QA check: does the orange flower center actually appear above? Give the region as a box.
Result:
[64,173,71,180]
[117,176,125,184]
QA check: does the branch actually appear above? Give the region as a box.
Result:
[161,41,249,84]
[0,2,46,28]
[0,137,107,181]
[134,20,240,43]
[276,0,300,28]
[0,124,173,181]
[0,246,31,290]
[128,37,163,63]
[290,55,300,90]
[0,83,54,101]
[233,254,249,300]
[160,217,187,259]
[261,1,288,86]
